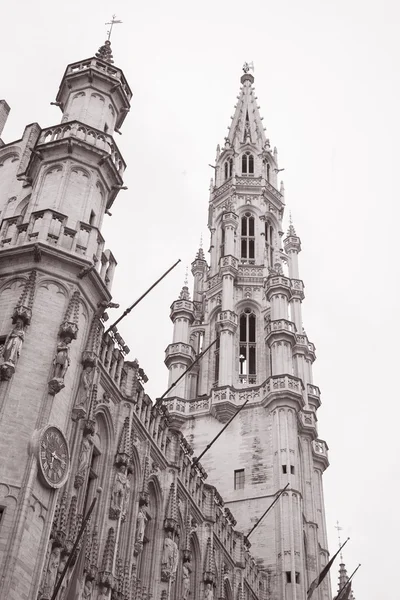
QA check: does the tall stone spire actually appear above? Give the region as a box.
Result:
[164,65,331,600]
[226,63,267,151]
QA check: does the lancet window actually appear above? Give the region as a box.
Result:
[224,157,233,180]
[220,227,225,258]
[241,213,255,264]
[214,334,220,384]
[265,221,274,267]
[239,309,256,384]
[241,152,254,175]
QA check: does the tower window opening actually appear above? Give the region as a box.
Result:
[265,221,274,267]
[266,162,270,181]
[214,334,220,384]
[0,507,4,528]
[198,331,204,354]
[290,465,295,475]
[241,213,255,264]
[104,123,109,133]
[241,152,254,175]
[89,210,96,226]
[220,227,225,258]
[282,465,287,474]
[239,309,256,384]
[295,573,300,584]
[286,572,292,584]
[224,157,233,180]
[234,469,245,490]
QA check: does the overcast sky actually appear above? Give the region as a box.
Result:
[2,1,400,597]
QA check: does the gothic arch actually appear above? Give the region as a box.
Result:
[0,149,20,167]
[13,194,31,218]
[138,476,163,594]
[190,531,201,600]
[224,578,234,600]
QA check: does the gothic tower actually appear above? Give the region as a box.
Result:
[164,66,331,600]
[0,41,132,599]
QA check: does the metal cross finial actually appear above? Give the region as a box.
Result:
[243,61,254,74]
[105,14,123,41]
[335,521,344,560]
[184,266,189,287]
[199,234,203,249]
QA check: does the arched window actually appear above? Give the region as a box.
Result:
[239,309,256,384]
[224,158,233,180]
[265,221,274,267]
[220,227,225,258]
[214,334,220,384]
[241,212,255,264]
[241,152,254,175]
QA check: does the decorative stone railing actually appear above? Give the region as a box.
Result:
[263,178,284,202]
[207,272,222,290]
[37,121,126,176]
[236,176,263,187]
[164,343,196,364]
[65,58,132,101]
[237,265,264,279]
[219,255,238,271]
[266,319,297,336]
[312,439,329,461]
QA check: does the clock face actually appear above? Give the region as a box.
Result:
[39,426,70,488]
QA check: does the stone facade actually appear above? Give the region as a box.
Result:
[164,70,332,600]
[0,44,268,600]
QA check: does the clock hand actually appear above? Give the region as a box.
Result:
[53,452,66,466]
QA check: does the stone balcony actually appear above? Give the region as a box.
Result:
[63,57,132,99]
[307,383,321,409]
[298,409,318,437]
[265,319,297,345]
[37,121,126,178]
[0,208,117,288]
[312,439,329,469]
[217,309,238,333]
[164,342,196,368]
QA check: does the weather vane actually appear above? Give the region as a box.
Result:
[243,61,254,74]
[105,14,123,41]
[335,521,344,560]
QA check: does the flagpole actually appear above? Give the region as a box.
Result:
[245,483,290,539]
[157,337,218,404]
[50,496,97,600]
[307,537,350,600]
[104,259,181,335]
[336,564,361,600]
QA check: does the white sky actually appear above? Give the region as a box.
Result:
[2,1,400,597]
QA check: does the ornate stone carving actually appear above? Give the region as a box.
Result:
[182,561,192,600]
[42,546,61,598]
[0,317,25,380]
[74,436,92,489]
[109,465,130,521]
[161,531,179,582]
[48,336,72,394]
[204,583,214,600]
[74,365,95,413]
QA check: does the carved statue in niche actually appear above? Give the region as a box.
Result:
[204,583,214,600]
[48,336,72,394]
[161,531,179,580]
[75,365,94,410]
[182,561,192,600]
[136,506,148,542]
[110,465,130,520]
[75,436,91,488]
[53,336,72,379]
[0,318,25,380]
[81,577,93,599]
[43,546,61,595]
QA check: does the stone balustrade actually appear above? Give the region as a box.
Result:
[164,342,196,364]
[37,121,126,176]
[66,58,132,101]
[266,319,297,336]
